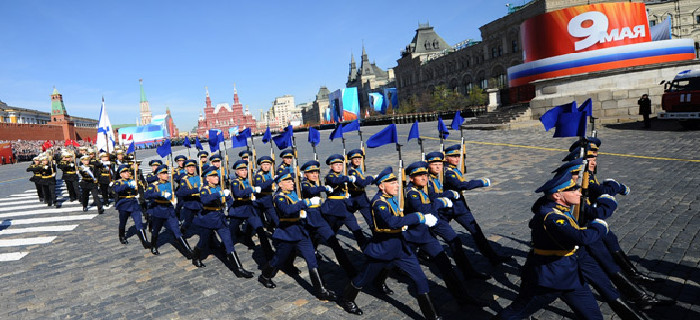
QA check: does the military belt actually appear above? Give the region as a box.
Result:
[119,195,136,199]
[203,206,222,211]
[154,199,171,204]
[327,196,345,200]
[373,227,402,234]
[65,171,76,174]
[533,248,577,257]
[279,217,300,222]
[308,204,320,208]
[258,192,273,196]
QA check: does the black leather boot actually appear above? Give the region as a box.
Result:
[177,237,194,260]
[473,224,511,265]
[192,246,206,268]
[119,227,128,244]
[256,227,275,261]
[433,251,487,307]
[609,298,650,320]
[609,272,674,309]
[328,236,357,278]
[310,268,337,301]
[340,282,363,315]
[228,251,254,278]
[449,238,491,280]
[416,292,442,320]
[372,267,394,295]
[612,250,663,284]
[150,232,159,255]
[258,263,278,288]
[137,229,150,249]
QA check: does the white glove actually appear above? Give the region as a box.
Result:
[424,214,438,227]
[43,165,48,169]
[251,194,256,201]
[254,186,261,193]
[223,189,231,197]
[310,197,321,206]
[450,190,460,199]
[102,160,111,165]
[347,176,356,183]
[440,198,453,208]
[109,181,114,187]
[69,163,74,167]
[325,185,333,193]
[129,180,137,189]
[299,211,307,219]
[162,192,171,198]
[481,178,491,187]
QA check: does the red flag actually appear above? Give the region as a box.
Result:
[64,140,71,147]
[86,137,91,143]
[121,133,126,140]
[72,140,80,147]
[128,134,133,141]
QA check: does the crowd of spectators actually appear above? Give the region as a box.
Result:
[0,140,93,164]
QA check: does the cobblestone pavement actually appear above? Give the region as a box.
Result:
[0,118,698,319]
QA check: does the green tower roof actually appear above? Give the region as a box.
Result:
[139,79,148,103]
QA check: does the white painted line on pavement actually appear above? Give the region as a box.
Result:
[0,252,29,261]
[0,225,78,235]
[0,236,56,247]
[0,206,89,219]
[0,201,81,212]
[0,214,98,226]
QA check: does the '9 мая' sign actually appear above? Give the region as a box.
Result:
[520,2,651,62]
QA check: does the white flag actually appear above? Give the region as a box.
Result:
[96,97,115,153]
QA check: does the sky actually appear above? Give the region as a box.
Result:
[0,0,526,131]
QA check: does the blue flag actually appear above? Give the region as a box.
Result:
[218,131,224,146]
[553,110,587,138]
[450,111,464,130]
[342,120,360,133]
[195,137,203,150]
[578,98,592,118]
[156,139,172,158]
[329,124,343,141]
[272,125,293,149]
[540,101,577,131]
[183,137,191,149]
[232,133,247,148]
[408,121,420,142]
[240,128,252,138]
[437,117,449,139]
[262,126,271,144]
[127,141,135,154]
[367,124,397,148]
[208,129,220,153]
[308,127,320,146]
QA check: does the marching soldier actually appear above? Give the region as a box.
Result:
[239,150,252,161]
[26,156,44,203]
[257,168,337,302]
[191,166,253,276]
[497,171,609,320]
[78,155,104,214]
[113,164,150,249]
[173,155,188,219]
[114,149,126,167]
[145,164,201,266]
[339,167,442,319]
[253,156,278,230]
[275,149,293,176]
[197,150,209,168]
[209,154,228,187]
[97,152,114,208]
[425,152,491,280]
[322,154,368,249]
[300,160,357,278]
[175,159,202,234]
[146,159,163,184]
[38,153,58,207]
[404,161,487,306]
[58,151,80,202]
[442,144,511,265]
[346,149,375,228]
[228,160,275,262]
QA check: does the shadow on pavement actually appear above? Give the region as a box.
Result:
[604,118,699,132]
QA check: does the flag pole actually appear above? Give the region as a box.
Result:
[311,142,318,161]
[250,135,258,173]
[396,142,404,212]
[222,133,230,190]
[357,123,366,172]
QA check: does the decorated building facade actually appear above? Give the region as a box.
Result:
[196,86,256,138]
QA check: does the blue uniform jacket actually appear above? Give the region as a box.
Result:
[229,176,256,218]
[145,181,175,219]
[145,173,158,184]
[113,178,140,212]
[253,170,275,207]
[194,184,231,229]
[272,190,309,241]
[524,199,608,290]
[443,164,487,216]
[403,183,448,244]
[300,178,328,228]
[275,163,291,176]
[175,173,203,210]
[347,165,374,196]
[321,170,352,217]
[364,192,424,261]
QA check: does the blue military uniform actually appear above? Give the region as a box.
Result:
[173,155,188,220]
[275,149,293,176]
[144,164,199,263]
[191,166,253,276]
[254,156,278,228]
[442,144,510,265]
[339,167,442,319]
[257,168,337,302]
[498,172,607,320]
[113,164,149,249]
[321,154,368,248]
[228,160,274,261]
[175,160,202,233]
[346,149,375,228]
[145,160,162,184]
[300,160,356,277]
